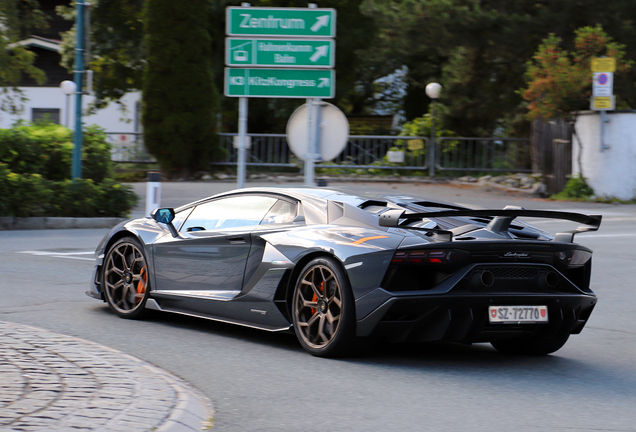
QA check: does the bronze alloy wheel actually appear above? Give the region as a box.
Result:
[103,237,150,319]
[293,257,354,357]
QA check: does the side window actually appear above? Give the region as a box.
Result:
[181,195,277,232]
[260,200,297,225]
[172,207,193,231]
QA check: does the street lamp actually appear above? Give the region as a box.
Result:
[60,80,76,128]
[425,82,442,177]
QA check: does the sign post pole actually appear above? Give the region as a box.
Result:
[600,110,610,152]
[237,97,248,188]
[313,98,323,163]
[304,98,314,186]
[225,5,336,187]
[590,58,616,153]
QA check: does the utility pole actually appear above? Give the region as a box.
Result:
[71,0,85,180]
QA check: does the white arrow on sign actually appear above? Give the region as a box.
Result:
[318,78,330,88]
[309,45,329,62]
[311,15,330,32]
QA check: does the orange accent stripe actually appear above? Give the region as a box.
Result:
[352,235,389,245]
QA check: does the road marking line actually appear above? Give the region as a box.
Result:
[54,256,95,261]
[577,233,636,238]
[18,251,94,256]
[17,251,95,261]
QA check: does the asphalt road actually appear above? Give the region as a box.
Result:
[1,181,635,431]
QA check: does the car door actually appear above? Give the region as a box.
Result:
[151,194,279,301]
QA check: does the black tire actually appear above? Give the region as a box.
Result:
[102,237,150,319]
[292,257,356,357]
[491,332,570,355]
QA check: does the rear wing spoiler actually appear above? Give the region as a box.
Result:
[379,208,602,243]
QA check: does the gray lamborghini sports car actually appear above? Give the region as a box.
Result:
[88,187,601,357]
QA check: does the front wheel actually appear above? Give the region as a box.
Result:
[491,332,570,355]
[102,237,150,319]
[292,257,355,357]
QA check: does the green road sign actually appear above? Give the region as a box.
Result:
[226,38,335,68]
[226,7,336,38]
[225,68,335,98]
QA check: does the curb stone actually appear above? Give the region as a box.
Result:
[453,180,538,195]
[0,321,214,432]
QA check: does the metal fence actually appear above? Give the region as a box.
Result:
[107,132,532,174]
[216,134,295,168]
[437,137,532,173]
[216,134,430,170]
[107,132,155,163]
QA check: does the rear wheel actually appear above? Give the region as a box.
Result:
[103,237,150,319]
[491,332,570,355]
[292,257,355,357]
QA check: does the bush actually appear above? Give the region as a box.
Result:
[552,175,594,200]
[0,122,137,218]
[0,169,138,217]
[0,164,52,217]
[0,121,112,182]
[93,179,139,217]
[82,125,113,182]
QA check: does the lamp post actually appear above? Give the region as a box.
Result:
[425,82,442,177]
[60,80,76,128]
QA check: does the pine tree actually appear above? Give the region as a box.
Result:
[142,0,219,176]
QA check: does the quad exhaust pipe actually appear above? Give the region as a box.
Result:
[541,271,560,289]
[471,270,494,288]
[470,270,559,289]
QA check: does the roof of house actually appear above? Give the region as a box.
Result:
[10,35,62,52]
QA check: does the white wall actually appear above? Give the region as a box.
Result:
[0,87,141,133]
[573,111,636,200]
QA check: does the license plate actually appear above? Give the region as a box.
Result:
[489,306,548,323]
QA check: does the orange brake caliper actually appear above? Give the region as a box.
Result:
[137,266,147,295]
[310,281,324,315]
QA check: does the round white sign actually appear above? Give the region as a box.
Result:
[286,102,349,162]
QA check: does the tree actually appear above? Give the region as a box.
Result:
[142,0,220,176]
[521,25,633,178]
[0,0,46,115]
[56,0,145,113]
[360,0,636,136]
[522,25,632,120]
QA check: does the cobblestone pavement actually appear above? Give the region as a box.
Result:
[0,322,214,432]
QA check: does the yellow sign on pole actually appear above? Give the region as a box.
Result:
[407,139,424,151]
[591,96,614,110]
[591,58,616,73]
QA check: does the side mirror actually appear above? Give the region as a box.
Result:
[151,208,178,237]
[152,208,175,224]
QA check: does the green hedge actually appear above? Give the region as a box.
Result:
[0,122,113,182]
[0,122,138,218]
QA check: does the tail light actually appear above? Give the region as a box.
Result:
[391,249,469,264]
[555,250,592,267]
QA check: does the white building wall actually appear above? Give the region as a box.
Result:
[0,87,141,133]
[573,111,636,200]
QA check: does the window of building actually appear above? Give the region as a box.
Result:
[32,108,60,124]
